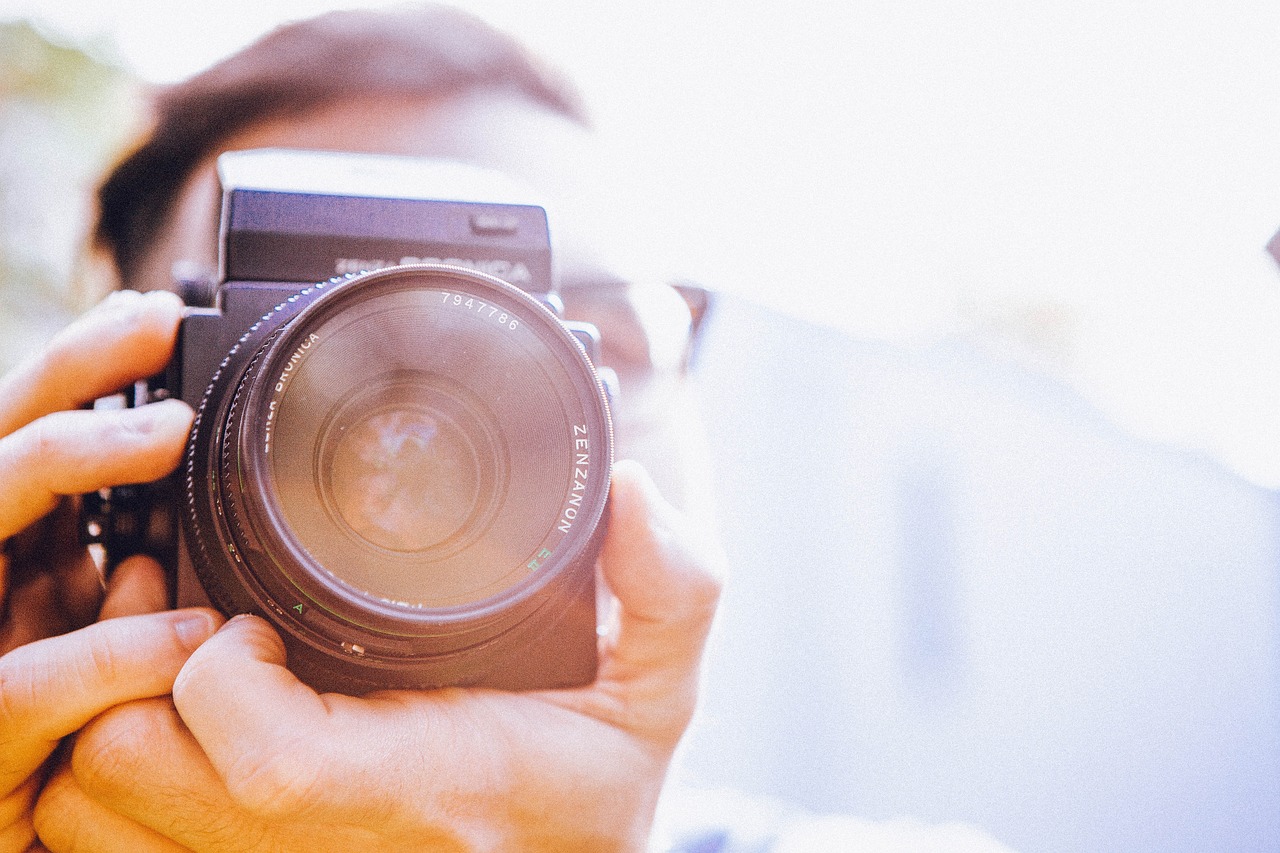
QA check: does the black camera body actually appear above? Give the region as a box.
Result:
[89,149,613,694]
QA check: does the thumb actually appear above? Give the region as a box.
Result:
[595,461,724,731]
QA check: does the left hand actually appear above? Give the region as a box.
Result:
[33,461,724,852]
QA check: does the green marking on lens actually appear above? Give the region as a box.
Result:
[526,547,554,571]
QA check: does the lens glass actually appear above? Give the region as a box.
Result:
[248,270,606,611]
[324,375,491,554]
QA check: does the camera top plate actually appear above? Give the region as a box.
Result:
[217,149,553,292]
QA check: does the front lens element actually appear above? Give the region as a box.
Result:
[324,376,493,554]
[233,267,610,616]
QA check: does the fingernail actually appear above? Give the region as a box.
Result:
[175,611,218,650]
[102,288,142,306]
[99,288,147,318]
[101,288,181,321]
[128,399,194,434]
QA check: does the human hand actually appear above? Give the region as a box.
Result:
[0,288,198,851]
[0,288,193,657]
[0,555,221,853]
[35,460,725,852]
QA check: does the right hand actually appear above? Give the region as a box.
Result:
[0,559,221,853]
[0,289,199,850]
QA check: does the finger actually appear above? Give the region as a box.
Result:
[171,619,490,825]
[0,820,36,853]
[34,758,189,853]
[97,555,171,621]
[585,460,724,735]
[0,399,194,540]
[602,460,724,662]
[78,685,466,846]
[0,607,219,794]
[0,774,39,853]
[68,697,258,850]
[0,289,183,440]
[172,615,336,813]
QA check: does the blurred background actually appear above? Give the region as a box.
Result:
[0,0,1278,489]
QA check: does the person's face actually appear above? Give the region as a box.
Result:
[135,89,712,515]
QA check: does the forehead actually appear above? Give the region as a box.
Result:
[142,90,631,292]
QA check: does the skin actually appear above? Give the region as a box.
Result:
[0,289,220,852]
[4,90,724,851]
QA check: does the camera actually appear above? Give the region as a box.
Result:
[85,149,614,694]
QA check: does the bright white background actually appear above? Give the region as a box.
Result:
[4,0,1280,487]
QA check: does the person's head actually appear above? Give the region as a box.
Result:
[91,4,712,512]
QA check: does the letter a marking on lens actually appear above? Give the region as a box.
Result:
[293,603,305,614]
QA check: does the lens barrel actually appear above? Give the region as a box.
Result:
[182,265,612,692]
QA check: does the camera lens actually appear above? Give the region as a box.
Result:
[185,265,612,687]
[324,381,489,555]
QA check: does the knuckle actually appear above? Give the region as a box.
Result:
[30,770,79,853]
[221,745,324,821]
[0,665,27,738]
[95,411,166,472]
[47,629,128,708]
[70,700,160,794]
[0,776,39,853]
[82,633,125,686]
[0,652,45,746]
[29,334,75,391]
[643,682,702,751]
[22,412,84,493]
[0,416,68,504]
[95,411,135,446]
[687,545,726,615]
[28,417,59,480]
[665,523,726,624]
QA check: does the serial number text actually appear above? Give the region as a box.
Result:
[441,292,520,330]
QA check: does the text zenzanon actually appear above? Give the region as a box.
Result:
[557,425,591,533]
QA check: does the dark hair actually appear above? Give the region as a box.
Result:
[95,5,588,285]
